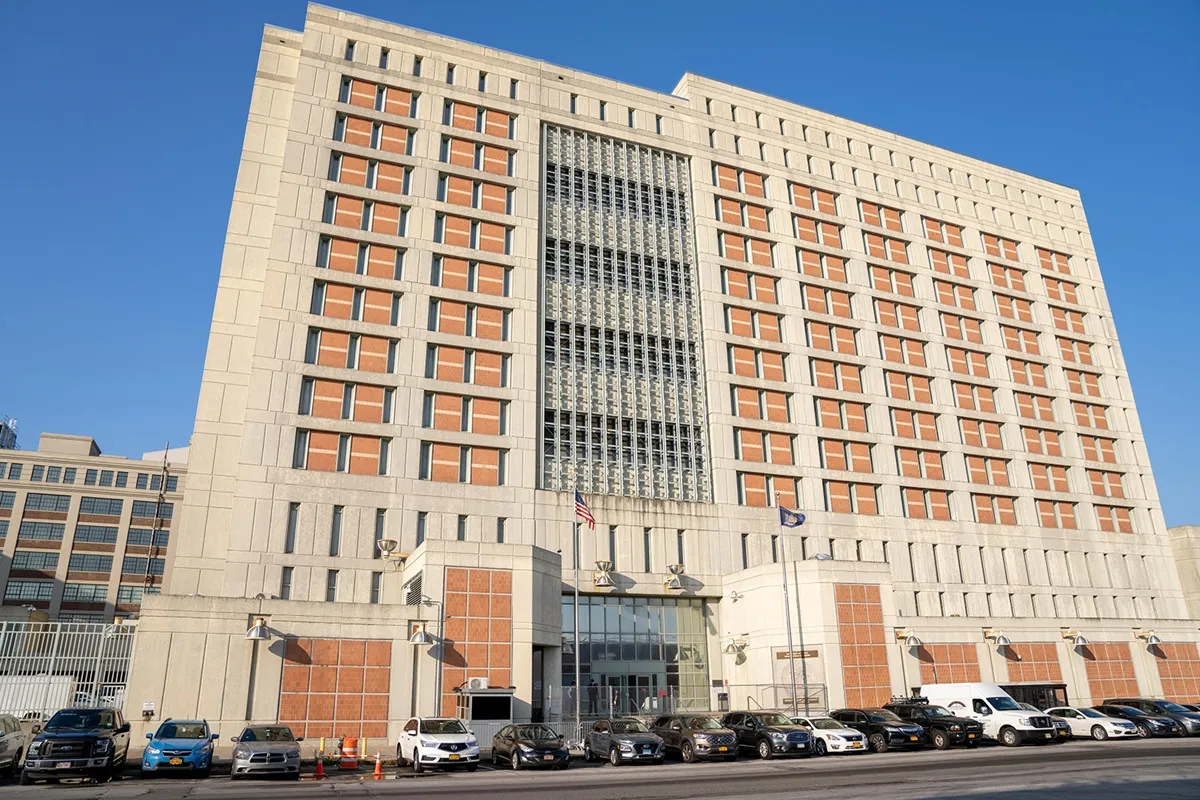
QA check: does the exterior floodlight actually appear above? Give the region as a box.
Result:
[665,563,685,590]
[994,634,1012,647]
[895,628,920,647]
[593,560,615,588]
[984,628,1010,647]
[246,617,271,641]
[408,623,433,645]
[1135,629,1162,646]
[810,553,833,561]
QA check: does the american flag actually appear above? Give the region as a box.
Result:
[574,491,595,530]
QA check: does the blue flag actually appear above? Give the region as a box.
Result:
[780,506,805,527]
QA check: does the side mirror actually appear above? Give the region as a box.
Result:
[230,736,239,743]
[295,737,304,742]
[31,725,41,735]
[211,734,220,740]
[146,733,154,740]
[118,723,131,733]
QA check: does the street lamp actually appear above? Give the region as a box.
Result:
[410,596,444,715]
[245,617,271,641]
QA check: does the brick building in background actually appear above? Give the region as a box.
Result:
[124,4,1200,739]
[0,433,184,622]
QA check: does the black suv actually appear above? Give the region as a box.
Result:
[720,711,812,759]
[21,707,131,785]
[830,708,927,753]
[1104,698,1200,736]
[883,699,983,749]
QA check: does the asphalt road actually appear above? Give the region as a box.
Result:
[1,738,1198,799]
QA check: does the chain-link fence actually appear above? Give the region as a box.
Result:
[0,622,136,720]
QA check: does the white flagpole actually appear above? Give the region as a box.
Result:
[573,492,581,741]
[776,493,800,714]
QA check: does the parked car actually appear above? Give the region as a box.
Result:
[1016,703,1069,741]
[141,719,219,777]
[230,725,301,779]
[1104,698,1200,736]
[883,699,984,750]
[490,724,568,770]
[0,714,25,777]
[1092,705,1185,738]
[650,714,737,762]
[720,711,812,759]
[830,708,927,753]
[583,718,664,766]
[1045,706,1139,740]
[20,707,131,785]
[789,715,867,755]
[1181,704,1200,713]
[920,683,1055,746]
[398,717,478,773]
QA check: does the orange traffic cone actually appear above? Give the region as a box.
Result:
[373,752,383,780]
[314,750,326,778]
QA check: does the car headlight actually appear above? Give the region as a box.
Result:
[146,745,161,755]
[949,725,961,731]
[93,739,113,754]
[618,742,634,751]
[233,747,250,759]
[465,740,478,748]
[419,739,440,748]
[1017,717,1033,727]
[518,744,534,753]
[769,732,787,740]
[826,734,843,742]
[28,741,46,757]
[694,734,710,743]
[284,749,300,759]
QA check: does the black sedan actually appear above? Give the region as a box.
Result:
[720,711,813,759]
[1092,705,1185,738]
[491,724,570,770]
[830,708,928,753]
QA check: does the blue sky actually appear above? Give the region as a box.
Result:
[0,1,1196,523]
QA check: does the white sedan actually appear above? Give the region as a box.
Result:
[790,715,868,755]
[1045,706,1139,740]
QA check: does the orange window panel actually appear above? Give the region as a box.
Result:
[333,196,365,229]
[432,393,462,430]
[725,269,751,299]
[1051,307,1086,334]
[753,274,777,303]
[742,171,766,198]
[974,494,1017,525]
[942,313,983,344]
[478,221,507,254]
[760,351,786,381]
[438,300,468,335]
[745,204,769,231]
[430,443,461,482]
[378,123,408,155]
[337,155,369,187]
[317,330,350,368]
[343,116,373,147]
[961,419,1002,449]
[1097,506,1134,534]
[768,434,793,465]
[361,289,393,325]
[921,450,945,480]
[803,285,828,314]
[1045,277,1079,304]
[1073,401,1108,430]
[718,198,741,225]
[864,233,886,260]
[442,215,472,248]
[447,137,474,168]
[321,283,354,320]
[1080,435,1116,463]
[450,101,476,130]
[375,162,406,195]
[730,346,756,377]
[358,335,390,373]
[887,238,908,264]
[795,216,819,244]
[822,439,849,471]
[722,232,747,261]
[472,398,502,435]
[348,435,381,476]
[481,145,508,176]
[470,448,501,485]
[929,249,969,279]
[383,88,412,117]
[764,391,789,422]
[815,398,841,428]
[444,175,473,207]
[861,201,901,231]
[989,263,1026,292]
[1036,247,1072,275]
[372,203,402,236]
[347,79,376,108]
[733,387,761,419]
[812,360,837,390]
[311,379,345,419]
[326,238,359,273]
[758,313,782,342]
[475,306,505,341]
[982,233,1019,261]
[366,245,400,280]
[741,473,769,507]
[748,238,773,266]
[305,431,341,472]
[483,109,511,138]
[826,481,852,513]
[715,164,739,192]
[435,346,467,382]
[439,257,471,291]
[844,402,868,433]
[728,307,755,337]
[896,447,920,478]
[473,351,504,387]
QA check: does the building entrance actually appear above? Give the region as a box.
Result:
[1002,683,1068,710]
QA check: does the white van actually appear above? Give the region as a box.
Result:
[919,683,1056,746]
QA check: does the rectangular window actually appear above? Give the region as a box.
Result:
[643,528,652,573]
[63,467,75,484]
[457,514,467,541]
[284,502,299,553]
[676,530,685,565]
[379,47,389,69]
[497,517,506,543]
[374,509,385,559]
[30,465,44,482]
[370,571,382,604]
[608,525,617,568]
[416,511,426,546]
[329,506,343,556]
[510,78,518,99]
[771,534,779,563]
[280,567,293,600]
[740,533,749,569]
[413,56,422,76]
[446,63,455,84]
[325,570,338,602]
[344,40,355,60]
[84,469,97,486]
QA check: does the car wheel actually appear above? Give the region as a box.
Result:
[583,743,593,762]
[19,770,34,786]
[756,739,772,760]
[932,730,950,750]
[511,750,521,770]
[1000,727,1020,747]
[466,763,478,773]
[491,748,500,766]
[5,750,21,777]
[869,733,888,753]
[1091,725,1108,741]
[412,749,423,773]
[681,741,694,763]
[1136,723,1151,738]
[609,746,622,766]
[812,738,827,757]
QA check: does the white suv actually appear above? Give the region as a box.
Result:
[397,717,479,773]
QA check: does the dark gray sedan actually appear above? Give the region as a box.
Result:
[583,718,664,766]
[230,725,302,779]
[491,724,569,770]
[650,714,737,762]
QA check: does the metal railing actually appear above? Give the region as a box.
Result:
[0,622,136,720]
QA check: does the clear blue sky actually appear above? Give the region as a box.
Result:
[0,1,1196,523]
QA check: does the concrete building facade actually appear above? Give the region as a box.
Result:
[0,434,184,622]
[130,3,1200,739]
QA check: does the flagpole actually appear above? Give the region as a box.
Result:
[573,495,581,741]
[776,493,800,716]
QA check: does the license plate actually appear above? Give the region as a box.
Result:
[717,746,728,752]
[169,758,183,765]
[968,734,976,739]
[1044,733,1052,739]
[909,736,919,741]
[448,754,460,760]
[642,748,651,754]
[56,762,72,770]
[851,742,864,748]
[543,755,554,761]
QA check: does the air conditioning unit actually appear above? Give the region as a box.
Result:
[467,677,490,691]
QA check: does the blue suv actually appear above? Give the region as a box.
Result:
[141,720,219,777]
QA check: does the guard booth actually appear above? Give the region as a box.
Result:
[454,680,515,742]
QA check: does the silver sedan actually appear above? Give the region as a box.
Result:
[230,725,302,780]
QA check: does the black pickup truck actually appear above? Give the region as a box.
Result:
[20,707,131,785]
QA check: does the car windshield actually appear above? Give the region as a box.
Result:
[240,727,295,742]
[421,719,467,735]
[867,710,903,723]
[513,725,557,740]
[45,709,114,730]
[685,717,723,730]
[988,696,1021,711]
[926,706,954,717]
[809,718,845,730]
[754,713,792,726]
[1111,706,1148,717]
[1018,703,1040,712]
[1157,701,1190,713]
[612,719,649,734]
[158,722,207,739]
[1076,708,1103,718]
